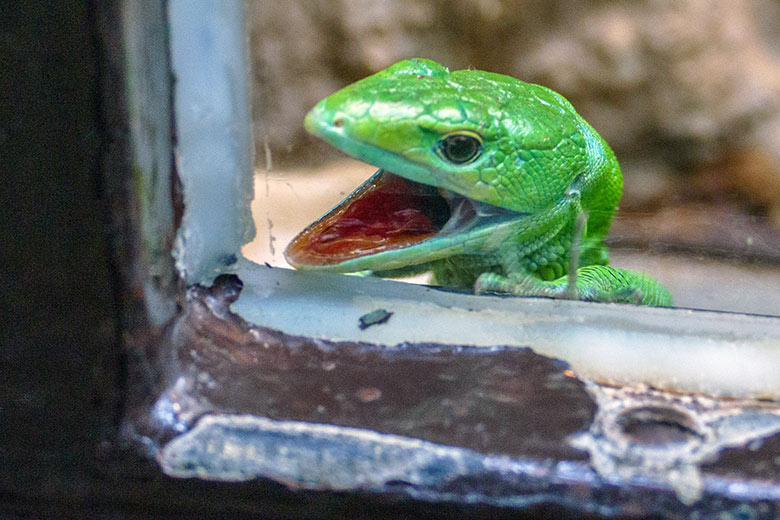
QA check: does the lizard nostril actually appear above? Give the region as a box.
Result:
[333,117,345,128]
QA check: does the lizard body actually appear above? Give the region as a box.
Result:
[285,59,672,306]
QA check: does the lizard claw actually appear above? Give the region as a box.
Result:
[474,272,507,295]
[610,287,644,305]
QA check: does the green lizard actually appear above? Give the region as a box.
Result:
[285,58,672,306]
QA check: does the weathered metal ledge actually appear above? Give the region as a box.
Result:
[131,274,780,519]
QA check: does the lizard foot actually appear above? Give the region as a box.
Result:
[474,272,564,299]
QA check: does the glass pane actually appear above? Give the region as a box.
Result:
[242,0,780,315]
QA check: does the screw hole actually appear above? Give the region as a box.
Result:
[616,406,702,445]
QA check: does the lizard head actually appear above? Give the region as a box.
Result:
[286,58,621,271]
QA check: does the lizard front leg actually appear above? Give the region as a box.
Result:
[474,207,673,306]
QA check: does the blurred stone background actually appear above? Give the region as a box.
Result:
[248,0,780,214]
[244,0,780,313]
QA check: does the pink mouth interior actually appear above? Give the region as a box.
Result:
[285,170,450,266]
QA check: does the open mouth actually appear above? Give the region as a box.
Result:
[284,169,523,267]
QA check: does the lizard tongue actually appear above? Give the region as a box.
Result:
[285,169,451,267]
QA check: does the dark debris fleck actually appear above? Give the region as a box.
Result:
[359,308,393,330]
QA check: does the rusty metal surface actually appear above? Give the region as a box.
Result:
[161,276,595,460]
[142,275,780,519]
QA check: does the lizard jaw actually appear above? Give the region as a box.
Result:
[284,169,526,270]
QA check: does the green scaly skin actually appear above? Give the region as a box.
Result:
[287,58,672,306]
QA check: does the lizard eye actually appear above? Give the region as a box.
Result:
[437,132,482,164]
